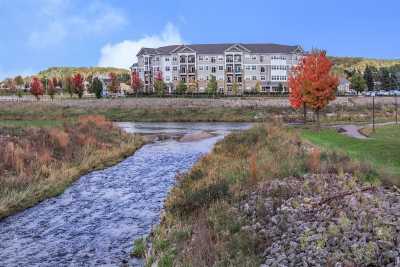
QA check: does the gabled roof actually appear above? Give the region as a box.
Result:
[137,43,303,56]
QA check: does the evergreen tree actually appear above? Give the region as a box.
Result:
[363,66,375,91]
[92,77,103,99]
[380,68,391,90]
[277,83,284,94]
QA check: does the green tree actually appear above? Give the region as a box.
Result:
[232,80,239,96]
[255,81,261,94]
[176,80,187,95]
[91,77,103,99]
[277,83,284,94]
[207,75,217,97]
[363,66,375,91]
[350,72,367,93]
[14,76,24,88]
[154,79,167,97]
[380,68,391,90]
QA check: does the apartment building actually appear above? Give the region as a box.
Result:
[131,43,304,94]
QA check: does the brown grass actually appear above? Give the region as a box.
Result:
[0,116,143,219]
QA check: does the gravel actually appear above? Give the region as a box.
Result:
[239,174,400,266]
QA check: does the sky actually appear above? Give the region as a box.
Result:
[0,0,399,80]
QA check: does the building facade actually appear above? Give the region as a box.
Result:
[131,43,304,94]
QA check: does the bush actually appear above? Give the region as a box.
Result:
[131,238,146,258]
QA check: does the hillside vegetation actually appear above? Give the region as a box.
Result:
[37,67,130,78]
[331,56,400,73]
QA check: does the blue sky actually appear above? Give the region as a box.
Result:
[0,0,399,79]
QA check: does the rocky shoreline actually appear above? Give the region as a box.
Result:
[240,174,400,266]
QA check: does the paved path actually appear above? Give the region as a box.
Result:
[332,121,397,139]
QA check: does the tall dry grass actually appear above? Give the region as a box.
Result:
[0,115,143,219]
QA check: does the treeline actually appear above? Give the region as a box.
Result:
[347,64,400,92]
[2,72,131,100]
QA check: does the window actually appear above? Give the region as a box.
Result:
[245,55,251,59]
[252,76,257,81]
[173,57,177,62]
[165,57,170,62]
[261,76,265,81]
[235,65,241,73]
[260,56,264,62]
[211,57,216,63]
[237,76,242,83]
[173,66,178,71]
[218,65,224,71]
[181,76,186,82]
[252,65,256,71]
[251,55,257,60]
[156,57,160,61]
[245,76,250,80]
[245,66,251,70]
[226,55,233,63]
[173,76,177,81]
[218,56,224,61]
[165,66,170,71]
[166,76,171,81]
[211,67,216,73]
[199,56,203,61]
[205,56,209,61]
[261,67,265,73]
[234,55,242,62]
[205,66,209,71]
[199,66,203,71]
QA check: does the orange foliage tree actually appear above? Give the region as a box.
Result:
[109,72,119,94]
[47,78,56,100]
[30,77,44,100]
[289,50,338,128]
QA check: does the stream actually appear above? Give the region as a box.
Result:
[0,122,251,267]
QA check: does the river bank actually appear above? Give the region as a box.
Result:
[140,123,400,266]
[0,97,399,123]
[0,115,144,220]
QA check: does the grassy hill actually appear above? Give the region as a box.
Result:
[36,67,130,78]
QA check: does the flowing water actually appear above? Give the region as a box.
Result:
[0,122,251,267]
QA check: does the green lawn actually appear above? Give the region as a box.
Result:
[0,120,63,127]
[301,125,400,184]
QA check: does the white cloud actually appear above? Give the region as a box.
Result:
[28,0,126,48]
[98,23,184,69]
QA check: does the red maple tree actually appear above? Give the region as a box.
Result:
[289,51,339,127]
[30,77,44,100]
[155,71,163,81]
[131,71,142,95]
[72,73,84,98]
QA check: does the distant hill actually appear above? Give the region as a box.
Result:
[330,57,400,74]
[36,67,130,78]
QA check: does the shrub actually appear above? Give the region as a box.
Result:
[131,238,146,258]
